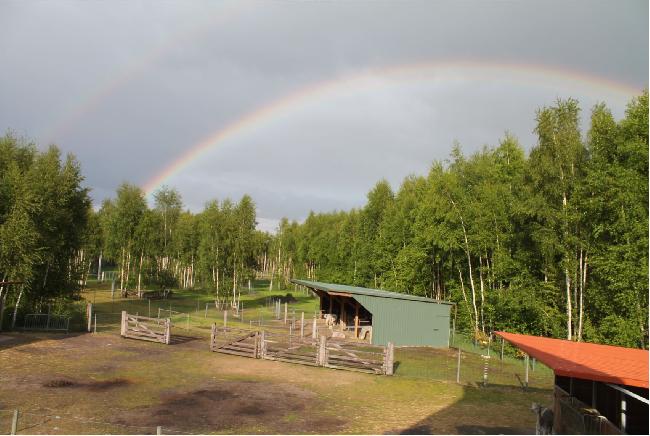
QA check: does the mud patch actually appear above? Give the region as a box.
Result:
[116,380,345,434]
[43,377,131,391]
[43,379,76,388]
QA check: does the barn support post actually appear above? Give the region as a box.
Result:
[620,393,626,432]
[456,347,461,383]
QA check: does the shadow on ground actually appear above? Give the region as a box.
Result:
[390,383,551,435]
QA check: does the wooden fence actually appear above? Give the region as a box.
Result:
[120,311,170,344]
[210,325,393,375]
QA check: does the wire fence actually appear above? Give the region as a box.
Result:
[393,332,554,389]
[0,408,196,435]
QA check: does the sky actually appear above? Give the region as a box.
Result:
[1,0,647,233]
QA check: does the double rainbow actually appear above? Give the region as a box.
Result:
[141,59,642,196]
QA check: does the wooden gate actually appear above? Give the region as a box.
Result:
[120,311,170,344]
[260,330,319,366]
[210,326,259,358]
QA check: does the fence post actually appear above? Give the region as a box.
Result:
[312,317,317,339]
[120,311,127,336]
[87,303,92,332]
[10,409,18,435]
[46,306,51,331]
[319,335,328,366]
[524,354,529,389]
[157,425,162,435]
[284,302,287,324]
[205,303,208,318]
[164,319,171,345]
[253,331,258,358]
[456,347,461,384]
[385,342,394,375]
[210,323,216,351]
[260,330,266,359]
[223,310,227,327]
[93,314,97,334]
[300,312,304,337]
[482,355,490,386]
[500,338,504,361]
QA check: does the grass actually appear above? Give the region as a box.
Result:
[0,281,553,434]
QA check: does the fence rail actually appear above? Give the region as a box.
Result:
[22,314,70,332]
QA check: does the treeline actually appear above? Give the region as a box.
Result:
[0,132,264,327]
[0,134,91,327]
[264,92,648,348]
[96,185,261,297]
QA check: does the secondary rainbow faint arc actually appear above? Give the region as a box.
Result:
[42,1,250,142]
[142,59,644,195]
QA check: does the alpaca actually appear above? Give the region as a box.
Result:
[531,402,554,435]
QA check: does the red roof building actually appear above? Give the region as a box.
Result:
[496,331,649,435]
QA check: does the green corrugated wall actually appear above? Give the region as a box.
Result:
[352,295,451,347]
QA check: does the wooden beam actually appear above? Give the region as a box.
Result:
[326,291,352,298]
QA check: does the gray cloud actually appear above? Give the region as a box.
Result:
[1,0,647,232]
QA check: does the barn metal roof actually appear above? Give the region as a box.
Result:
[496,331,649,389]
[291,279,454,305]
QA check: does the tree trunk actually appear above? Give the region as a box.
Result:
[11,286,24,329]
[137,250,144,296]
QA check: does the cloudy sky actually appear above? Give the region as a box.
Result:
[1,0,647,232]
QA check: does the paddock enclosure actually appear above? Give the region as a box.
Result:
[210,325,393,375]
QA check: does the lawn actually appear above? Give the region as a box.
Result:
[0,282,553,434]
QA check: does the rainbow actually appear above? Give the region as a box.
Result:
[142,59,644,195]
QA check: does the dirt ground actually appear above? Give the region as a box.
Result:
[0,331,551,434]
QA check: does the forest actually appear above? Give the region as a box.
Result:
[0,92,647,348]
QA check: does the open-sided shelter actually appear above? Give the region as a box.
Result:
[496,331,649,435]
[292,279,453,347]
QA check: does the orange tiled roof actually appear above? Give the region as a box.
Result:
[495,331,649,389]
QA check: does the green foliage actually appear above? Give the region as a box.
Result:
[266,92,649,349]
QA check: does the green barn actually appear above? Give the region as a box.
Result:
[291,279,453,347]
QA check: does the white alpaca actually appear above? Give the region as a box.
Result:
[531,402,554,435]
